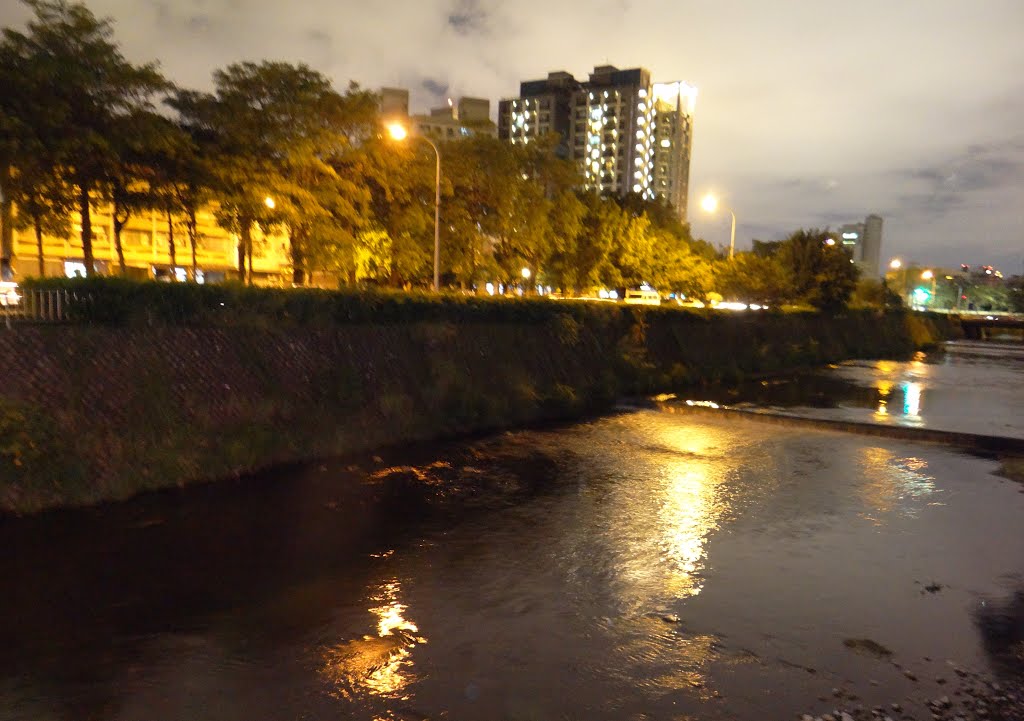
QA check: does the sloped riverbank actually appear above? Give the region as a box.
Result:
[0,306,956,513]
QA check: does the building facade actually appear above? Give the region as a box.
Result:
[380,88,496,141]
[498,65,696,220]
[834,214,883,278]
[5,202,291,285]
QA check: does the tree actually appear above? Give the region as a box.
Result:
[339,135,436,287]
[174,64,377,285]
[550,192,622,294]
[715,252,790,305]
[10,158,72,276]
[648,229,714,301]
[775,228,860,310]
[1008,276,1024,313]
[141,115,214,278]
[851,277,902,310]
[107,109,174,273]
[2,0,167,277]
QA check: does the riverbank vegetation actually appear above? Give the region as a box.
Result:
[0,291,957,513]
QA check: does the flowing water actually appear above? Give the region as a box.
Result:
[1,342,1023,720]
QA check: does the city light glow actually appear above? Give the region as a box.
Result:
[386,122,408,141]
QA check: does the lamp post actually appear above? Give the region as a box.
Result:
[888,258,906,304]
[921,269,936,307]
[388,122,441,292]
[700,193,736,260]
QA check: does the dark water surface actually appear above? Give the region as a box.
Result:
[2,345,1024,720]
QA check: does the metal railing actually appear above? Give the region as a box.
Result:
[1,289,73,326]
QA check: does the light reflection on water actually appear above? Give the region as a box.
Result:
[584,419,739,698]
[707,342,1024,439]
[651,422,731,600]
[320,579,424,702]
[858,447,936,519]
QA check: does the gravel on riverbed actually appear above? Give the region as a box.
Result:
[797,663,1023,721]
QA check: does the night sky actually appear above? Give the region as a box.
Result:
[3,0,1022,273]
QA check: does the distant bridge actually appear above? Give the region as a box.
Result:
[952,313,1024,340]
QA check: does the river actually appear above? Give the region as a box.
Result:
[1,341,1022,720]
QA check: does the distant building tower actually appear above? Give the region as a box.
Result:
[379,87,410,121]
[834,215,883,277]
[499,65,696,221]
[861,214,883,278]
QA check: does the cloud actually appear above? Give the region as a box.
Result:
[447,0,488,35]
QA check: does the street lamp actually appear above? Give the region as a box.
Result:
[700,193,736,260]
[889,258,902,270]
[388,122,441,292]
[920,269,938,307]
[264,196,275,209]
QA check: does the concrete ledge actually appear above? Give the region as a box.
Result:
[658,402,1024,455]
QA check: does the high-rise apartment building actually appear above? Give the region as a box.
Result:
[834,214,883,277]
[498,65,696,220]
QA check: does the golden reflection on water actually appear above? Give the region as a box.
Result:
[320,579,424,701]
[650,422,733,600]
[875,379,893,417]
[875,359,899,374]
[603,418,739,696]
[858,446,936,518]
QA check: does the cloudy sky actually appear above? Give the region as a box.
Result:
[4,0,1022,273]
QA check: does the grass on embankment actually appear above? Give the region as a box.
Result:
[0,279,961,514]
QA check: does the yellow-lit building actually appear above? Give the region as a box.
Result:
[6,201,293,284]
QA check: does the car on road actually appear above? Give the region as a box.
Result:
[0,281,21,307]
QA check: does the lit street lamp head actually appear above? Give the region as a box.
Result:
[889,258,902,270]
[921,270,934,280]
[387,123,408,141]
[700,194,718,213]
[521,267,531,280]
[264,196,275,210]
